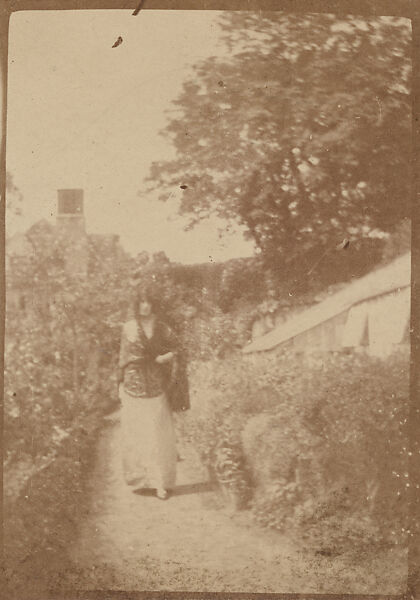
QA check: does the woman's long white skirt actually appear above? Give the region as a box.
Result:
[119,386,177,490]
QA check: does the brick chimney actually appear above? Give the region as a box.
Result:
[56,189,88,278]
[56,189,85,235]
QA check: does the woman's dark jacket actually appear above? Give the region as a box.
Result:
[118,319,190,412]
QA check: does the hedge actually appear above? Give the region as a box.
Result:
[183,348,409,557]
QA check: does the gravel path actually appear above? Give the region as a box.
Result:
[67,415,407,594]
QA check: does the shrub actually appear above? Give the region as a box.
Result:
[180,358,255,506]
[4,229,132,591]
[185,349,409,555]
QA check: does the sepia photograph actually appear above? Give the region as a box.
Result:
[3,6,414,596]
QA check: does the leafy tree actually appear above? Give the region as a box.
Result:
[148,14,411,289]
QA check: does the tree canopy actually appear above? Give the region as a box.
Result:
[148,13,411,287]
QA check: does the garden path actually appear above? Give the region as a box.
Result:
[67,415,405,594]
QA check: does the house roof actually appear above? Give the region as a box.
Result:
[243,252,411,354]
[7,222,121,258]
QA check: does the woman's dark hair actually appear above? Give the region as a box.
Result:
[127,271,180,333]
[130,281,163,321]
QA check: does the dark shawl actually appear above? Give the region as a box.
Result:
[118,319,190,412]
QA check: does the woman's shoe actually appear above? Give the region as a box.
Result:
[156,488,169,500]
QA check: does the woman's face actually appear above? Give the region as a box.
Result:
[138,297,153,317]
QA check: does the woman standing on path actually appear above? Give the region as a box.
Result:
[118,283,189,500]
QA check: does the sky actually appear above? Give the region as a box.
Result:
[6,10,255,263]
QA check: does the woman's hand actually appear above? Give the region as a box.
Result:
[155,352,174,364]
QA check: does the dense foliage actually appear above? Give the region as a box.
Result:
[5,232,133,465]
[148,14,411,289]
[4,225,135,589]
[184,349,410,556]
